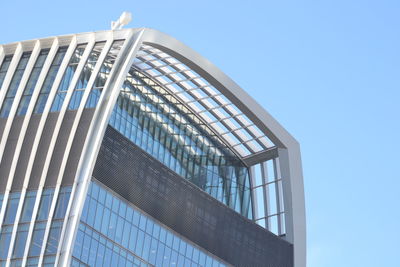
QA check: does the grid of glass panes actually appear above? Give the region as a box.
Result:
[73,181,230,267]
[67,42,103,110]
[85,40,125,109]
[17,49,50,116]
[34,47,68,114]
[134,44,274,158]
[50,44,87,112]
[109,68,252,218]
[0,55,13,89]
[0,187,71,266]
[0,51,32,117]
[251,159,285,236]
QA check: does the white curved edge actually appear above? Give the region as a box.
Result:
[0,46,4,70]
[0,43,24,235]
[139,28,306,267]
[36,35,96,267]
[4,40,42,266]
[51,35,114,266]
[17,37,60,266]
[57,28,145,267]
[20,36,78,266]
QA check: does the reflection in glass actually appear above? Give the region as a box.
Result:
[72,181,228,267]
[109,69,252,218]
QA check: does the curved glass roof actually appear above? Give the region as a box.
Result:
[133,44,275,160]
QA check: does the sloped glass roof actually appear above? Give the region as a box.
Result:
[133,44,275,159]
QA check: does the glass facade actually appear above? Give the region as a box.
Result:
[84,40,124,109]
[17,49,50,116]
[0,187,71,266]
[50,44,87,112]
[109,68,253,218]
[0,40,124,118]
[0,56,13,89]
[0,52,32,118]
[34,47,68,114]
[72,180,229,267]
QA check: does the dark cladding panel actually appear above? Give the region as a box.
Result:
[28,112,58,189]
[62,108,95,186]
[45,110,77,187]
[14,114,42,189]
[0,117,24,192]
[93,126,294,267]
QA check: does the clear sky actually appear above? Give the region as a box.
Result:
[1,1,399,266]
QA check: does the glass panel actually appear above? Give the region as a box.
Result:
[28,222,46,257]
[24,186,71,259]
[50,44,87,112]
[44,220,62,255]
[3,192,21,225]
[0,55,13,89]
[16,49,49,116]
[34,47,68,114]
[85,40,124,109]
[12,224,29,258]
[0,226,12,260]
[20,191,36,223]
[0,52,31,118]
[68,42,106,110]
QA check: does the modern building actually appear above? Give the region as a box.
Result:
[0,27,306,267]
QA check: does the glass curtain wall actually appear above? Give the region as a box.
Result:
[72,180,229,267]
[0,56,13,89]
[109,68,252,218]
[0,187,71,266]
[0,52,32,118]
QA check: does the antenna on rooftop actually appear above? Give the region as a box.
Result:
[111,11,132,30]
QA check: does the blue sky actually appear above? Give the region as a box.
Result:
[1,1,399,266]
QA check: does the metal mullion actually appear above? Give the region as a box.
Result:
[0,43,23,237]
[257,211,285,220]
[261,162,271,230]
[138,48,172,59]
[196,102,236,115]
[141,66,191,79]
[137,55,166,68]
[217,123,256,138]
[249,166,259,222]
[19,36,77,266]
[0,46,4,69]
[251,178,283,190]
[273,158,283,235]
[266,211,285,218]
[138,49,176,65]
[4,40,42,266]
[137,67,219,95]
[45,36,115,267]
[230,138,263,154]
[134,59,181,72]
[184,93,222,105]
